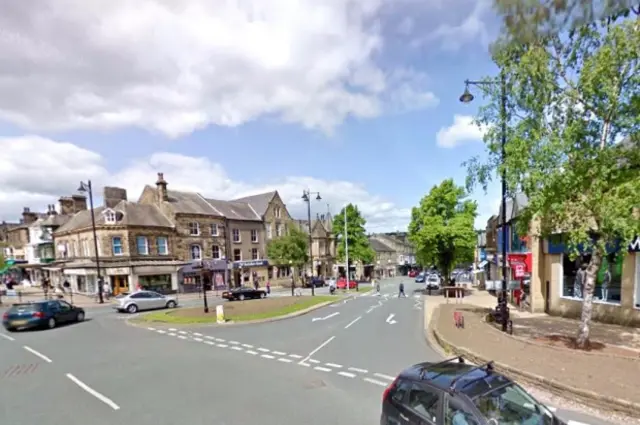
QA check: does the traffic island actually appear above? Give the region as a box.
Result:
[132,295,336,325]
[429,303,640,416]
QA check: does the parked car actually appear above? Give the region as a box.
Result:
[3,300,85,331]
[381,356,560,425]
[336,278,357,289]
[222,286,267,301]
[408,270,418,278]
[113,290,178,314]
[306,277,325,288]
[425,275,441,290]
[415,273,426,283]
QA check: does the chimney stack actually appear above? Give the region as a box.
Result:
[103,186,128,208]
[22,207,38,225]
[156,172,168,203]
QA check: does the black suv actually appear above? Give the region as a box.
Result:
[381,357,563,425]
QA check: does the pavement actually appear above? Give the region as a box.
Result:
[0,277,630,425]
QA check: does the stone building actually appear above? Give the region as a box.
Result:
[295,213,336,278]
[369,238,396,278]
[3,207,47,265]
[369,232,416,275]
[52,186,187,295]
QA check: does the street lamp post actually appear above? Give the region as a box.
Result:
[77,180,103,304]
[302,189,321,296]
[460,73,509,332]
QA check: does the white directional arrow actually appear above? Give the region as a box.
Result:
[312,312,340,322]
[385,314,397,325]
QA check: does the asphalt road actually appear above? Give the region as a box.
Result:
[0,277,626,425]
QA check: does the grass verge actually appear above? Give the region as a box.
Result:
[133,295,335,324]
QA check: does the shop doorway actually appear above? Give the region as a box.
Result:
[111,275,128,295]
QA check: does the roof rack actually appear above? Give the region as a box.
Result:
[449,361,494,391]
[419,356,465,379]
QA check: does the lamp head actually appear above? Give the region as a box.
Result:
[459,86,474,104]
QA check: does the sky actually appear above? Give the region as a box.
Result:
[0,0,504,233]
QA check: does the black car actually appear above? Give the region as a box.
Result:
[306,277,325,288]
[2,300,86,331]
[381,357,561,425]
[222,286,267,301]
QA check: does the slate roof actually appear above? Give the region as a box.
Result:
[232,191,277,217]
[204,198,261,221]
[498,193,529,225]
[369,238,395,252]
[55,201,174,233]
[40,214,73,228]
[165,189,219,215]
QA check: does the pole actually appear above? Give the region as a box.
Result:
[306,192,315,296]
[202,268,209,313]
[499,72,509,333]
[87,181,103,304]
[344,206,349,292]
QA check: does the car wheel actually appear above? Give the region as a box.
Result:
[238,294,245,301]
[260,292,266,299]
[76,312,85,322]
[166,300,177,309]
[127,304,138,314]
[5,327,16,332]
[47,318,57,329]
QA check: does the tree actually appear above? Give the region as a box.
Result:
[333,204,375,275]
[266,226,308,294]
[493,0,640,43]
[466,16,640,348]
[408,179,477,282]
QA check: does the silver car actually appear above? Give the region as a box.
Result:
[113,290,178,314]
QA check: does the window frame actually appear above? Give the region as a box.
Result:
[559,252,623,306]
[136,236,149,255]
[104,210,117,224]
[232,228,241,243]
[251,229,258,243]
[251,248,259,260]
[190,244,202,260]
[266,224,272,239]
[211,223,219,236]
[404,381,443,424]
[212,245,220,259]
[233,248,242,262]
[188,222,200,236]
[156,236,169,255]
[112,236,123,256]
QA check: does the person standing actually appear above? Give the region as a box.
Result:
[398,281,406,298]
[574,263,587,298]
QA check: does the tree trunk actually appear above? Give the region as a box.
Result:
[575,249,603,349]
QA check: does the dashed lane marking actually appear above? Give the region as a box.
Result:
[338,371,356,378]
[246,350,258,355]
[348,367,368,373]
[374,373,395,381]
[278,358,293,363]
[364,377,388,387]
[261,354,275,359]
[272,351,286,356]
[314,366,332,372]
[0,333,15,341]
[326,363,342,368]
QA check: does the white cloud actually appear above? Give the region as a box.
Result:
[0,135,410,232]
[436,115,486,148]
[0,0,438,137]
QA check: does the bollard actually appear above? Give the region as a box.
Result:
[18,290,22,302]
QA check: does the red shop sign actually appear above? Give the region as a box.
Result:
[513,263,526,279]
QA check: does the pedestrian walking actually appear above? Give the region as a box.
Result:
[398,281,406,298]
[266,280,271,295]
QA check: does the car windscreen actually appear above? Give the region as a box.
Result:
[473,383,553,425]
[9,304,40,312]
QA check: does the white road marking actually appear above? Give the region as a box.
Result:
[374,373,395,381]
[204,341,215,345]
[168,328,177,331]
[272,351,286,356]
[205,336,215,339]
[0,333,15,341]
[231,346,243,351]
[178,336,187,340]
[299,362,311,367]
[299,336,335,364]
[258,347,270,352]
[567,421,590,425]
[308,359,320,364]
[168,332,177,336]
[193,332,202,336]
[348,367,368,373]
[217,344,228,348]
[193,338,203,342]
[66,373,120,410]
[314,366,332,372]
[178,331,187,335]
[156,330,166,334]
[326,363,343,368]
[344,316,362,329]
[364,377,388,387]
[278,358,293,363]
[385,314,397,325]
[246,350,258,355]
[229,341,240,345]
[147,327,156,331]
[311,312,340,322]
[261,354,275,359]
[288,354,303,359]
[242,344,254,348]
[366,307,375,313]
[215,338,225,342]
[23,346,52,363]
[338,371,356,378]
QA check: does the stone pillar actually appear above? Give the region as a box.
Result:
[529,218,545,312]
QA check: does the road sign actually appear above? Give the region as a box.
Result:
[514,263,525,279]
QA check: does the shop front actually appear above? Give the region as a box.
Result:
[178,260,227,293]
[233,259,268,287]
[542,236,640,326]
[131,264,183,294]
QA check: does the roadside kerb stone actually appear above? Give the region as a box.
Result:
[427,304,640,417]
[127,294,353,329]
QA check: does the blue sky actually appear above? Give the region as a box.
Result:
[0,0,502,231]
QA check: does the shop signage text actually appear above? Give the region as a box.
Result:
[233,260,268,268]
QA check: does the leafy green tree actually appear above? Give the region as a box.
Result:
[466,16,640,347]
[493,0,639,43]
[408,179,477,282]
[266,226,308,292]
[333,204,375,275]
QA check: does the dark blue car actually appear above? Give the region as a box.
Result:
[415,273,426,283]
[2,300,85,332]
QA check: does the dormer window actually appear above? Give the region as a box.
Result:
[103,208,117,224]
